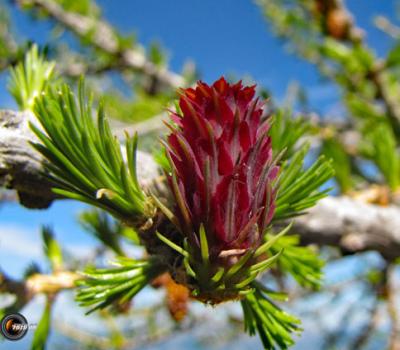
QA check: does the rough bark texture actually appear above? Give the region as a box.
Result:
[294,196,400,260]
[0,109,160,208]
[1,109,400,258]
[0,109,54,208]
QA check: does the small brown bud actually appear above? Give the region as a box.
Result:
[326,8,351,40]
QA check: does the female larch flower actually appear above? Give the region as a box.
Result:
[159,77,280,303]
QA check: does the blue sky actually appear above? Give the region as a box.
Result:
[0,1,397,348]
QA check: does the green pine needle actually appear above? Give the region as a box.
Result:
[155,231,189,258]
[31,298,52,350]
[274,144,334,220]
[241,282,301,350]
[254,223,293,258]
[76,257,165,314]
[361,122,400,190]
[322,137,353,193]
[31,79,148,224]
[79,209,130,255]
[268,234,324,289]
[269,110,309,159]
[41,226,63,271]
[199,223,210,264]
[8,44,55,111]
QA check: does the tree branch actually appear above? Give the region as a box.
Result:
[0,109,54,208]
[332,0,400,133]
[294,196,400,260]
[0,109,160,208]
[14,0,185,90]
[0,270,79,313]
[2,109,400,258]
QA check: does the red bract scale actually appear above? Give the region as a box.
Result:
[165,77,279,265]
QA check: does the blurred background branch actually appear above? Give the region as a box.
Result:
[13,0,186,91]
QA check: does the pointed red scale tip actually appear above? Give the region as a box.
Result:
[179,95,194,116]
[232,80,243,92]
[257,118,271,138]
[170,112,182,127]
[240,85,256,101]
[213,77,229,95]
[197,82,212,99]
[183,87,197,100]
[179,96,208,138]
[164,136,182,161]
[175,133,204,181]
[214,93,234,124]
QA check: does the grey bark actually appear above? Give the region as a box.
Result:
[0,110,53,208]
[0,109,159,208]
[294,196,400,260]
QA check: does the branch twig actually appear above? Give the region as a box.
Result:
[2,109,400,259]
[0,109,160,208]
[294,196,400,260]
[14,0,185,90]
